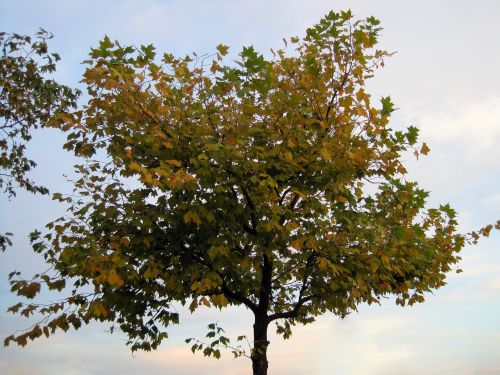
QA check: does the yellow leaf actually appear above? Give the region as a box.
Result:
[330,264,344,276]
[217,294,228,307]
[200,296,211,308]
[191,281,201,292]
[320,148,331,161]
[166,159,182,167]
[285,221,299,232]
[291,238,303,250]
[240,258,251,270]
[210,61,220,73]
[305,238,318,249]
[91,301,108,318]
[420,142,430,155]
[184,173,197,184]
[216,44,230,56]
[201,278,213,290]
[184,211,202,225]
[129,162,141,171]
[226,136,237,146]
[317,258,329,270]
[108,270,124,287]
[168,175,181,189]
[141,172,154,185]
[356,89,366,101]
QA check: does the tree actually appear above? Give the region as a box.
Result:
[0,29,79,197]
[0,29,79,250]
[4,11,498,375]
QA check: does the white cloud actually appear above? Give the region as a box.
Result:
[483,192,500,208]
[394,94,500,230]
[417,95,500,154]
[485,276,500,291]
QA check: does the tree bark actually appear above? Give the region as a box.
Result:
[251,315,270,375]
[252,249,272,374]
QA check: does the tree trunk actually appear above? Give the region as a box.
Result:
[251,315,269,375]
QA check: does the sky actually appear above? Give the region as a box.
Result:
[1,0,500,374]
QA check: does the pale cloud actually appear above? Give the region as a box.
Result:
[484,276,500,291]
[0,358,32,375]
[417,95,500,154]
[483,192,500,208]
[396,95,500,228]
[137,345,249,375]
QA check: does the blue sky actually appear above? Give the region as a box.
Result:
[1,1,500,374]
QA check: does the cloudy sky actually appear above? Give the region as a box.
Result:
[1,0,500,374]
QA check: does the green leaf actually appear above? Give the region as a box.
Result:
[99,35,114,50]
[141,44,156,60]
[406,126,419,145]
[380,96,395,116]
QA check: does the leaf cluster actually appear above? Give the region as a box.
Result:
[185,323,249,359]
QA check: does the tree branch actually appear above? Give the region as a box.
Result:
[238,183,258,233]
[278,187,291,206]
[268,295,313,321]
[269,253,315,321]
[221,282,258,313]
[230,185,257,235]
[188,248,258,312]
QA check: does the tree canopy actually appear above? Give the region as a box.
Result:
[0,29,79,197]
[0,29,79,251]
[4,11,498,375]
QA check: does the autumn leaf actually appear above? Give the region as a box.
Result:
[184,211,202,225]
[216,44,229,56]
[166,159,182,167]
[108,269,124,288]
[420,142,430,155]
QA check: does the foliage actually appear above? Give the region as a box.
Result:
[0,29,79,198]
[185,322,250,359]
[4,11,498,375]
